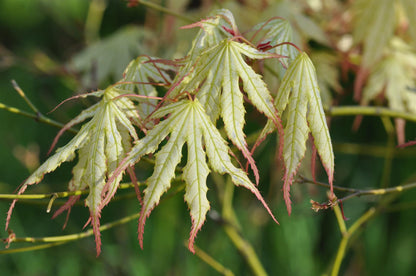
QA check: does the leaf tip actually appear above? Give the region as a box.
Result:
[137,208,148,250]
[91,214,102,257]
[249,185,279,224]
[283,175,293,216]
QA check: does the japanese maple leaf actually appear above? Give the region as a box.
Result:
[270,52,335,214]
[110,99,277,252]
[6,85,140,256]
[171,38,283,184]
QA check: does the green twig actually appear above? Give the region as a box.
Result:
[325,106,416,123]
[0,102,76,133]
[0,182,137,200]
[298,176,416,203]
[0,241,69,255]
[188,242,235,276]
[333,142,416,158]
[12,80,40,114]
[1,211,141,254]
[221,178,268,276]
[330,207,376,276]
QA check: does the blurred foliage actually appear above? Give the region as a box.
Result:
[1,0,416,275]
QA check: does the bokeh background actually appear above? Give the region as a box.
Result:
[1,0,416,275]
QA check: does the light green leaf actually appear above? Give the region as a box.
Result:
[275,52,334,214]
[172,39,281,183]
[113,99,276,252]
[7,86,141,256]
[183,106,210,249]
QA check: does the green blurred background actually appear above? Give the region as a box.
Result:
[1,0,416,275]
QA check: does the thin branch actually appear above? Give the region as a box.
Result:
[221,178,268,276]
[325,106,416,123]
[333,142,416,158]
[0,102,77,134]
[298,176,416,203]
[330,207,376,276]
[0,182,138,200]
[187,242,235,276]
[12,80,40,114]
[1,211,141,254]
[0,241,69,255]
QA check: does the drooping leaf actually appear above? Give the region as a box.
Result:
[275,52,334,214]
[111,99,277,252]
[6,86,140,256]
[69,26,153,87]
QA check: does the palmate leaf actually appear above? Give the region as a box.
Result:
[275,52,334,214]
[6,86,140,256]
[171,38,282,184]
[111,99,277,252]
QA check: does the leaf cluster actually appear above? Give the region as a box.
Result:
[6,9,334,255]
